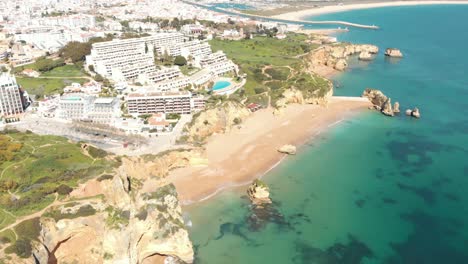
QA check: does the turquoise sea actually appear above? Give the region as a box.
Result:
[186,5,468,263]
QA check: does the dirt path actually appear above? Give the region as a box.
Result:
[0,194,100,234]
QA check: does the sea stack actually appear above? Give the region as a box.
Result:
[393,102,400,113]
[247,179,272,204]
[362,88,397,117]
[405,107,421,118]
[278,144,297,155]
[385,48,403,58]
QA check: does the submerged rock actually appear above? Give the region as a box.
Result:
[385,48,403,58]
[278,144,297,155]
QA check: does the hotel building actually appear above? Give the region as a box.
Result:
[0,73,24,117]
[126,91,192,115]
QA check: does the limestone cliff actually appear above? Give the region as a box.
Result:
[184,101,250,142]
[306,43,379,71]
[28,159,195,264]
[32,179,194,264]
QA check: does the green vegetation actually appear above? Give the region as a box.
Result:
[87,145,108,159]
[265,67,290,81]
[0,131,117,230]
[4,218,40,258]
[209,34,310,94]
[43,204,97,222]
[174,55,187,66]
[209,34,330,107]
[105,206,130,229]
[142,183,177,201]
[40,64,85,77]
[16,77,86,98]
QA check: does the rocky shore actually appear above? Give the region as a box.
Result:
[306,43,379,72]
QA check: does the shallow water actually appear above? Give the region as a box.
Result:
[187,5,468,263]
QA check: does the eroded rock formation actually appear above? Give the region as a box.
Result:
[385,48,403,58]
[184,101,250,143]
[406,107,421,118]
[247,179,271,205]
[362,88,398,117]
[32,170,194,264]
[306,43,379,71]
[277,145,297,155]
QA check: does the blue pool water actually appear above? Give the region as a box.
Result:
[188,5,468,264]
[212,81,231,91]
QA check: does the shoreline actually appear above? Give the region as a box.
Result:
[168,98,372,205]
[272,1,468,20]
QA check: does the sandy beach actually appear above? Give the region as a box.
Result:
[168,97,372,204]
[272,1,468,20]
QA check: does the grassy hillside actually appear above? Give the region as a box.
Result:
[209,34,330,106]
[0,130,117,230]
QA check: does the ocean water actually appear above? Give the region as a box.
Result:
[186,6,468,263]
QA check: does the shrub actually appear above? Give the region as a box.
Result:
[87,146,108,159]
[174,55,187,66]
[5,238,32,258]
[56,184,73,195]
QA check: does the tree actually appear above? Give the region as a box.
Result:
[174,55,187,66]
[94,74,104,82]
[58,41,92,63]
[88,65,95,72]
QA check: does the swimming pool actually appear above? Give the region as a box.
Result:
[212,81,231,91]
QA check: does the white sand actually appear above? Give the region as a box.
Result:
[273,1,468,20]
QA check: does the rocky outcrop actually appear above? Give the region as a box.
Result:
[362,88,398,117]
[406,108,421,118]
[247,179,271,205]
[278,144,297,155]
[307,43,379,71]
[385,48,403,58]
[393,102,400,113]
[275,85,333,111]
[33,171,194,264]
[334,58,348,70]
[358,51,374,61]
[185,101,250,143]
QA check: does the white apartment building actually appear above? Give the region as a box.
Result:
[162,40,211,59]
[87,97,120,125]
[57,94,120,124]
[137,67,182,85]
[181,24,205,36]
[0,73,24,117]
[199,51,238,77]
[86,33,185,82]
[154,77,190,92]
[126,91,192,115]
[57,94,94,120]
